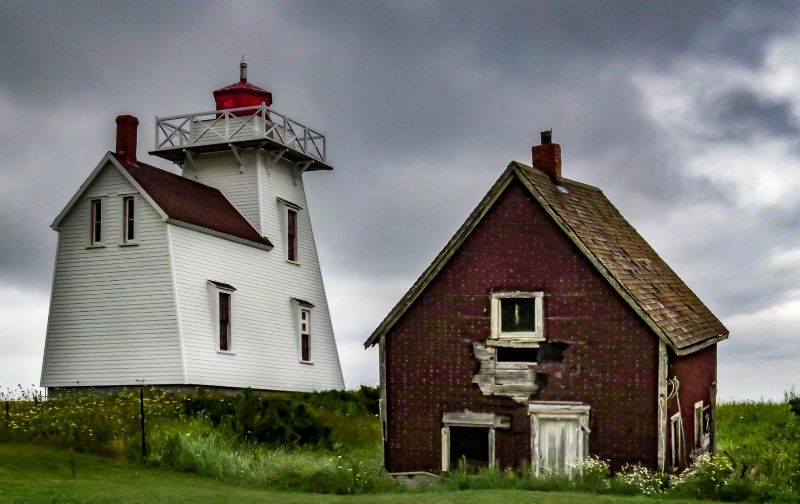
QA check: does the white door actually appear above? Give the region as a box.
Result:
[537,417,582,475]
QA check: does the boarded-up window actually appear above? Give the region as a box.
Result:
[287,209,298,262]
[90,199,102,244]
[219,292,231,351]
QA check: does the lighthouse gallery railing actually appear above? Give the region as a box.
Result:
[154,104,326,162]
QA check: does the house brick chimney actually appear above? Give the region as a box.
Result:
[532,130,561,184]
[115,115,139,164]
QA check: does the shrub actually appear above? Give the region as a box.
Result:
[611,463,672,496]
[574,456,611,492]
[181,387,380,449]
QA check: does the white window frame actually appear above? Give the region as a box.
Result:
[208,281,236,354]
[670,412,682,471]
[441,410,510,472]
[87,197,106,247]
[529,402,590,477]
[693,400,711,454]
[278,198,303,264]
[120,194,138,245]
[491,292,544,342]
[291,298,315,364]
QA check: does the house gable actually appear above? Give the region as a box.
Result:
[366,162,728,356]
[52,153,273,251]
[41,161,184,387]
[382,177,661,472]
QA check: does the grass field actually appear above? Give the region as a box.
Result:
[2,388,799,502]
[0,444,717,504]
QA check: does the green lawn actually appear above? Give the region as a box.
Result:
[0,443,714,504]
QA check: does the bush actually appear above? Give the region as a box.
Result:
[181,387,380,449]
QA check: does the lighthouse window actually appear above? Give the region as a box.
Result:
[287,209,298,262]
[89,199,104,246]
[292,298,315,364]
[208,280,236,353]
[278,198,303,264]
[122,196,137,244]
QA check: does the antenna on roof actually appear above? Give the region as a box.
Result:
[240,56,247,82]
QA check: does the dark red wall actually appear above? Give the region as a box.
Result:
[384,178,661,473]
[668,344,717,471]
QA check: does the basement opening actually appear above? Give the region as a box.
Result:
[449,427,489,469]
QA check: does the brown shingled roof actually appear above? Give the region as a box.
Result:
[113,153,272,249]
[365,161,728,355]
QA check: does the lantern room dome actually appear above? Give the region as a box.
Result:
[213,60,272,111]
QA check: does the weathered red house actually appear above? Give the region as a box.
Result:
[364,132,728,476]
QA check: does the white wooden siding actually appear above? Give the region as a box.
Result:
[41,163,184,387]
[170,222,344,391]
[191,150,261,231]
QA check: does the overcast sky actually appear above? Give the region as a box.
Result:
[1,1,798,400]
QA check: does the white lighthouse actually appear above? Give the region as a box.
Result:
[41,63,345,394]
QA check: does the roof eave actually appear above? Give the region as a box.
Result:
[674,332,729,356]
[166,218,273,251]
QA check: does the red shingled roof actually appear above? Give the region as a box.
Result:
[113,153,272,248]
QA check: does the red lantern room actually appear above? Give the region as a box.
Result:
[213,59,273,111]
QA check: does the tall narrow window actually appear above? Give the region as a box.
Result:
[219,292,231,351]
[287,208,298,262]
[300,308,311,362]
[208,280,235,353]
[90,199,103,244]
[122,196,135,243]
[670,413,681,470]
[292,298,315,363]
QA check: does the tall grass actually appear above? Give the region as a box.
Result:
[4,384,800,499]
[715,396,800,498]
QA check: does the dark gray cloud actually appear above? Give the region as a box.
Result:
[703,89,799,142]
[1,1,799,397]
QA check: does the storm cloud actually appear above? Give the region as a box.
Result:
[1,1,798,398]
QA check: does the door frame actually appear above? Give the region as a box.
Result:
[529,402,591,476]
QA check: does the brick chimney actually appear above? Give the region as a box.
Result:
[532,130,561,184]
[115,115,139,164]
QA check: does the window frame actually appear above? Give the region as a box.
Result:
[291,298,315,364]
[670,412,682,471]
[208,281,236,354]
[441,410,510,472]
[693,400,711,454]
[278,198,303,264]
[491,292,545,342]
[120,194,138,245]
[88,197,106,247]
